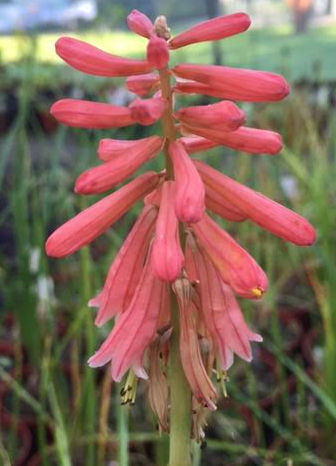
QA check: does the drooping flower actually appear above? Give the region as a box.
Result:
[46,8,315,441]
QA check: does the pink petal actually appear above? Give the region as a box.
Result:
[173,64,290,102]
[191,214,268,299]
[181,136,219,154]
[152,181,184,281]
[174,278,217,410]
[181,124,282,155]
[204,183,247,222]
[127,10,153,39]
[176,100,246,132]
[55,36,152,77]
[191,238,234,370]
[90,205,158,326]
[194,159,316,246]
[126,73,160,96]
[169,140,205,223]
[168,13,251,49]
[129,96,167,126]
[50,99,135,129]
[147,35,170,70]
[45,172,159,258]
[88,248,166,382]
[75,136,163,194]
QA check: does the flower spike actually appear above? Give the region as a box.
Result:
[55,37,152,77]
[169,13,251,49]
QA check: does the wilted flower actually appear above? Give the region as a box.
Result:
[46,8,315,443]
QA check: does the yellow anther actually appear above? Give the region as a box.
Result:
[120,370,138,405]
[251,287,263,298]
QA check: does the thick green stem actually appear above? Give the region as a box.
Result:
[159,65,193,466]
[169,296,192,466]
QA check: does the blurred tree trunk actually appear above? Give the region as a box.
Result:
[205,0,222,65]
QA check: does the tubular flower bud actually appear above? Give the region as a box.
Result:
[169,140,205,223]
[88,248,166,382]
[176,100,246,132]
[55,37,152,77]
[127,10,153,39]
[45,172,159,258]
[126,73,160,96]
[97,135,161,162]
[147,34,170,69]
[129,96,167,125]
[75,136,163,194]
[194,159,316,245]
[204,184,247,222]
[173,278,217,410]
[173,64,290,102]
[50,99,135,129]
[191,214,268,299]
[181,124,283,155]
[89,205,158,326]
[152,181,184,281]
[168,13,251,49]
[181,136,219,154]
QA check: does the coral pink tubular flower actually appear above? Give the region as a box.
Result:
[174,279,217,410]
[193,241,262,364]
[181,136,219,154]
[168,140,205,223]
[194,159,316,246]
[98,136,160,162]
[173,64,290,102]
[127,9,153,38]
[152,181,184,281]
[176,100,246,132]
[147,34,170,70]
[191,214,268,299]
[192,242,233,370]
[126,73,160,96]
[55,37,152,77]
[204,184,247,222]
[75,136,163,194]
[45,172,159,258]
[88,248,166,382]
[168,13,251,49]
[90,205,158,327]
[50,99,135,129]
[181,124,283,155]
[129,96,167,125]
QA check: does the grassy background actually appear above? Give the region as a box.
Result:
[0,24,336,466]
